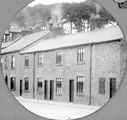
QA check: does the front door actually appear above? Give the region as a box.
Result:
[20,80,23,96]
[69,80,74,102]
[44,80,48,100]
[50,80,54,100]
[110,78,116,98]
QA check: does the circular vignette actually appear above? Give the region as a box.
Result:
[0,0,127,120]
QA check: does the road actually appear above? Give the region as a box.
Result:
[16,97,101,120]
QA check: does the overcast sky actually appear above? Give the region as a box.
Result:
[28,0,86,6]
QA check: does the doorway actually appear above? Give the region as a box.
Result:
[5,75,8,85]
[44,80,48,100]
[50,80,54,100]
[110,78,116,98]
[69,80,74,102]
[20,80,23,96]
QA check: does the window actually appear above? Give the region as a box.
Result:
[10,77,16,91]
[56,78,62,94]
[56,51,63,65]
[77,48,85,63]
[38,54,43,66]
[77,76,84,94]
[24,56,29,68]
[1,58,3,69]
[5,56,8,69]
[24,78,29,91]
[37,78,43,93]
[11,55,15,69]
[99,78,105,95]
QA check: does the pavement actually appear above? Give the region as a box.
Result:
[16,97,101,120]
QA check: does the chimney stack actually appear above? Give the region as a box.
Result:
[49,18,64,38]
[90,4,101,31]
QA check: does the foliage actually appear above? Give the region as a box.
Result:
[10,1,116,32]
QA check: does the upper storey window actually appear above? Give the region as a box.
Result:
[24,56,29,68]
[56,51,63,65]
[77,48,85,63]
[11,55,15,69]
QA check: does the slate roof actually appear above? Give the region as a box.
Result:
[1,30,50,54]
[1,36,22,49]
[20,25,123,54]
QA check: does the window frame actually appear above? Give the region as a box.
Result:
[11,55,15,69]
[24,78,29,92]
[10,77,16,91]
[37,78,43,94]
[56,78,62,95]
[99,78,105,95]
[5,56,8,69]
[76,76,84,94]
[37,54,43,67]
[56,51,63,65]
[1,58,3,70]
[77,48,85,64]
[24,56,29,68]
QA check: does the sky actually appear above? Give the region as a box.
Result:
[28,0,86,6]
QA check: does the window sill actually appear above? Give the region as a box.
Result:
[76,93,85,97]
[24,90,29,93]
[11,89,16,91]
[56,64,62,67]
[56,94,62,96]
[99,93,105,95]
[77,62,85,65]
[37,65,43,68]
[37,91,43,94]
[24,67,29,69]
[11,68,15,70]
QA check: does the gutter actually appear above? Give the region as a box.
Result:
[33,52,36,99]
[89,44,92,105]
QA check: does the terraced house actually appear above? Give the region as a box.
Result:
[1,25,126,106]
[1,30,50,96]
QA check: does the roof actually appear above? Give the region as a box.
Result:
[1,30,50,54]
[20,25,123,54]
[1,36,22,49]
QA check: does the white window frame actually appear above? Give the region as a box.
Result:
[56,78,62,94]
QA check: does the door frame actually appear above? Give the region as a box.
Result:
[50,80,54,100]
[44,80,48,100]
[110,78,116,98]
[5,75,8,85]
[69,79,74,102]
[19,80,23,96]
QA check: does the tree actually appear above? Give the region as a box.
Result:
[62,2,96,33]
[98,8,116,28]
[9,1,117,33]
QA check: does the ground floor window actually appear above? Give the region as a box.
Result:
[99,78,105,95]
[10,77,16,91]
[37,78,43,93]
[77,76,84,94]
[24,78,29,92]
[56,78,62,94]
